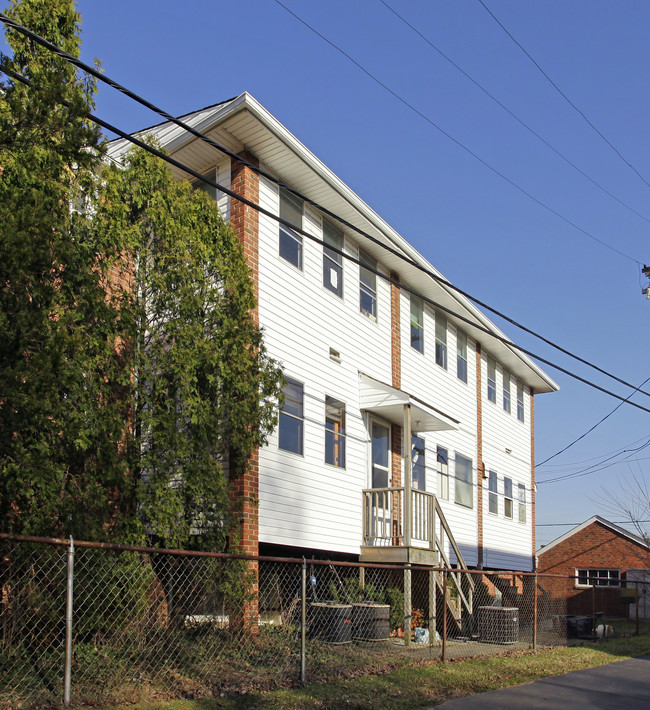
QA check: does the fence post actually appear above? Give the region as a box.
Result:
[63,536,75,708]
[404,564,412,646]
[533,573,538,650]
[301,559,306,684]
[441,569,447,662]
[636,582,640,636]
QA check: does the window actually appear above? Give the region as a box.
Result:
[576,569,620,588]
[279,378,304,454]
[279,187,303,269]
[504,476,513,519]
[193,169,217,200]
[437,446,449,500]
[518,483,526,523]
[455,454,473,508]
[457,330,468,383]
[323,219,343,297]
[487,357,497,403]
[517,382,525,422]
[359,249,377,320]
[412,435,425,490]
[488,470,498,514]
[325,397,345,467]
[435,313,447,369]
[503,370,511,413]
[410,295,424,352]
[371,419,390,488]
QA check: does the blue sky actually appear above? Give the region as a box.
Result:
[4,1,650,547]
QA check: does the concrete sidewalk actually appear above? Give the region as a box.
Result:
[426,654,650,709]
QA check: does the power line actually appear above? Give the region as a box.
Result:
[539,433,650,469]
[2,12,650,404]
[478,0,650,191]
[5,65,650,420]
[536,520,650,527]
[379,0,650,227]
[272,0,641,265]
[537,443,650,485]
[537,375,650,468]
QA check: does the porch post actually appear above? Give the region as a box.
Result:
[403,404,412,548]
[403,403,412,646]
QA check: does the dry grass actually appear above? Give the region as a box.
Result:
[89,635,650,710]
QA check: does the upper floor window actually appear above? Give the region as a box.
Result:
[504,476,513,519]
[518,483,526,523]
[503,370,511,413]
[488,470,498,514]
[435,313,447,369]
[411,435,426,490]
[410,295,424,353]
[457,330,468,383]
[193,169,217,200]
[279,188,303,269]
[487,357,497,403]
[323,219,343,297]
[325,396,345,467]
[517,382,525,422]
[279,377,304,455]
[437,446,449,500]
[359,249,377,320]
[455,454,473,508]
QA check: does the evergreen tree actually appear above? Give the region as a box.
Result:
[0,0,283,547]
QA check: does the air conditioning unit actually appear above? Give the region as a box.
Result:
[478,606,519,644]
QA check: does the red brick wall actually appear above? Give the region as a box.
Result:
[228,153,261,626]
[537,520,649,616]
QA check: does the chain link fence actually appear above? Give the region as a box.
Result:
[1,534,647,708]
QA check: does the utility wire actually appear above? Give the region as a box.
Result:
[478,0,650,191]
[539,433,650,469]
[536,520,650,527]
[538,442,650,485]
[537,375,650,468]
[1,12,649,403]
[5,65,650,420]
[272,0,640,265]
[379,0,650,226]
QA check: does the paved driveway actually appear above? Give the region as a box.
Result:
[425,654,650,709]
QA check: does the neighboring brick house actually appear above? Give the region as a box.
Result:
[537,515,650,617]
[108,92,559,576]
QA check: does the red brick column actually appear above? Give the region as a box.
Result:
[476,343,485,567]
[229,152,260,627]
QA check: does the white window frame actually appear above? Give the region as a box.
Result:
[487,357,497,404]
[369,417,391,489]
[504,476,513,519]
[279,187,303,269]
[323,219,344,297]
[325,396,346,468]
[503,370,511,413]
[437,446,449,500]
[410,295,424,353]
[518,482,526,523]
[278,377,304,456]
[456,330,468,383]
[359,249,377,321]
[488,470,498,515]
[435,313,447,369]
[576,569,621,588]
[411,435,425,490]
[517,381,525,422]
[454,453,473,508]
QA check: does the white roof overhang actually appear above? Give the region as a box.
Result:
[108,92,559,394]
[359,374,458,433]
